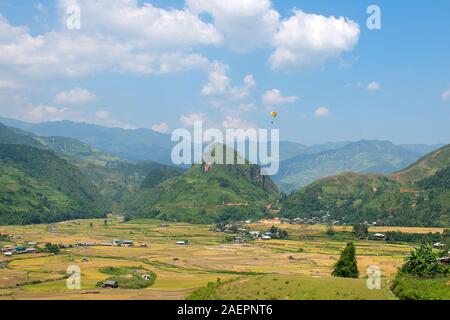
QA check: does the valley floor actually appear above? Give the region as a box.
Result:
[0,219,445,300]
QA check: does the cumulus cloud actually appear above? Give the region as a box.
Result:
[0,0,220,80]
[270,10,360,71]
[180,113,208,128]
[441,88,450,101]
[0,1,361,84]
[0,92,134,129]
[27,105,70,123]
[314,107,330,117]
[367,81,381,91]
[262,89,298,106]
[201,62,255,100]
[59,0,222,50]
[187,0,279,52]
[55,88,96,104]
[92,109,135,129]
[151,122,170,134]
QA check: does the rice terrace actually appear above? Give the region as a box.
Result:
[0,218,447,300]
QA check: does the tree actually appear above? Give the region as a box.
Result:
[443,229,450,239]
[353,223,369,239]
[326,223,335,236]
[45,243,60,255]
[332,242,359,278]
[400,243,449,278]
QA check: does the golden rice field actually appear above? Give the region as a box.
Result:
[0,218,435,300]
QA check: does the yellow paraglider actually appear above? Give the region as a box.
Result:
[270,111,278,125]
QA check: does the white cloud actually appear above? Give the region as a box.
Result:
[180,113,208,128]
[59,0,222,50]
[151,122,170,134]
[441,88,450,101]
[222,116,257,130]
[270,10,360,71]
[201,62,255,100]
[27,105,70,123]
[0,0,220,80]
[262,89,298,106]
[0,92,134,129]
[187,0,279,52]
[55,88,96,104]
[314,107,330,117]
[92,109,135,129]
[367,81,381,91]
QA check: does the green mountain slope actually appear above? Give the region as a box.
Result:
[0,144,110,225]
[125,159,278,224]
[37,135,181,207]
[392,145,450,184]
[281,145,450,227]
[275,140,432,192]
[0,123,44,148]
[1,122,182,210]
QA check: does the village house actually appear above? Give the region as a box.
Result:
[433,242,446,249]
[249,231,260,239]
[373,233,386,240]
[122,240,134,247]
[25,248,38,254]
[102,280,119,288]
[439,256,450,264]
[176,241,188,246]
[112,239,122,246]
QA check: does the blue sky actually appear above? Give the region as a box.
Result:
[0,0,449,145]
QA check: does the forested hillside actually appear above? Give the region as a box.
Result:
[0,144,110,225]
[281,145,450,227]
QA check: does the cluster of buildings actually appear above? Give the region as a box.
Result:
[256,215,382,227]
[212,224,278,243]
[2,242,38,257]
[2,237,193,257]
[257,216,340,226]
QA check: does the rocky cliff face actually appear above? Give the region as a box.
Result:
[199,162,278,194]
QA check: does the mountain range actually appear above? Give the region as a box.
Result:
[274,140,443,192]
[1,118,443,194]
[281,144,450,227]
[0,118,448,227]
[0,117,174,164]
